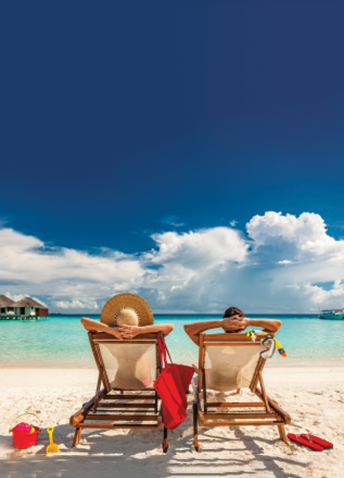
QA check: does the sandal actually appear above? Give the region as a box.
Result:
[300,434,333,449]
[287,433,324,451]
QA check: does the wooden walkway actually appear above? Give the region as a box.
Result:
[0,315,48,321]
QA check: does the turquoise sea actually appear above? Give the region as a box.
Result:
[0,315,343,367]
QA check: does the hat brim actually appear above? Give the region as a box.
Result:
[100,293,154,327]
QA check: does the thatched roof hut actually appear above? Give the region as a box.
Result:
[0,295,15,307]
[12,297,44,308]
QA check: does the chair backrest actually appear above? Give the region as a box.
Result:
[199,333,266,392]
[89,332,159,393]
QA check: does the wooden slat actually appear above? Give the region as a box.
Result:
[203,420,282,427]
[203,333,265,342]
[203,412,277,420]
[104,394,155,400]
[108,388,156,392]
[79,423,160,429]
[205,342,263,347]
[85,414,159,421]
[205,401,265,408]
[94,340,157,345]
[91,332,157,340]
[97,403,156,409]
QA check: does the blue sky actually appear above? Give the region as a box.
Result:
[1,1,344,313]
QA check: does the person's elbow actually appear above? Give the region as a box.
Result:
[274,320,282,333]
[163,324,174,336]
[183,324,199,345]
[80,317,94,332]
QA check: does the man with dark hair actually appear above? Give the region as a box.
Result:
[184,307,281,346]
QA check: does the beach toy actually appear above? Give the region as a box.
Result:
[287,433,324,451]
[246,330,287,358]
[46,427,59,454]
[9,413,41,449]
[301,433,334,449]
[275,338,287,357]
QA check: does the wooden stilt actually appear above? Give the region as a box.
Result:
[163,426,168,453]
[278,424,288,445]
[72,427,82,447]
[193,402,200,452]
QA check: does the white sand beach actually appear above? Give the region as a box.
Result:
[0,363,343,478]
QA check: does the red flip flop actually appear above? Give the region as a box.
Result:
[287,433,324,451]
[301,434,333,449]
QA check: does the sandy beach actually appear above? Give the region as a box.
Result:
[0,363,343,478]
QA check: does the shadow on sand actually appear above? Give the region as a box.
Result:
[0,418,308,478]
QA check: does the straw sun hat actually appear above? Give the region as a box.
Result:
[100,293,154,327]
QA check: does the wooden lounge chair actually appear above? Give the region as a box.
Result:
[70,331,168,452]
[193,332,290,451]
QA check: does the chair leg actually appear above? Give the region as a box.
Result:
[72,427,82,447]
[163,426,168,453]
[278,424,288,445]
[193,402,200,452]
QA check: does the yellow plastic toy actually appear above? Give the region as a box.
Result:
[46,427,59,454]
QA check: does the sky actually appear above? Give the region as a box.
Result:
[1,1,344,313]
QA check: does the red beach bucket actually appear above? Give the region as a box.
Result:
[9,413,42,449]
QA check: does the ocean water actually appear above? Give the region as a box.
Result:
[0,315,343,367]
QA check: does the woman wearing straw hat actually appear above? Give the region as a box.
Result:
[81,293,174,389]
[81,293,174,339]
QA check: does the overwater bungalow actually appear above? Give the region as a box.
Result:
[0,295,49,320]
[0,295,16,317]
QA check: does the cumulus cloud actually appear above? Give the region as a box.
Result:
[5,292,48,307]
[53,299,98,310]
[149,227,248,267]
[1,212,344,313]
[304,281,344,306]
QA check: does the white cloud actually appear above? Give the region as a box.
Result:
[304,281,344,306]
[5,292,48,307]
[1,211,344,313]
[53,299,98,310]
[230,219,238,227]
[149,227,248,267]
[161,216,184,227]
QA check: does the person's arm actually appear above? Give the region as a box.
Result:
[184,319,231,346]
[118,323,174,339]
[80,317,125,340]
[184,316,282,346]
[229,316,281,335]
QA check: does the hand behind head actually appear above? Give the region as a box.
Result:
[222,315,246,333]
[118,324,139,339]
